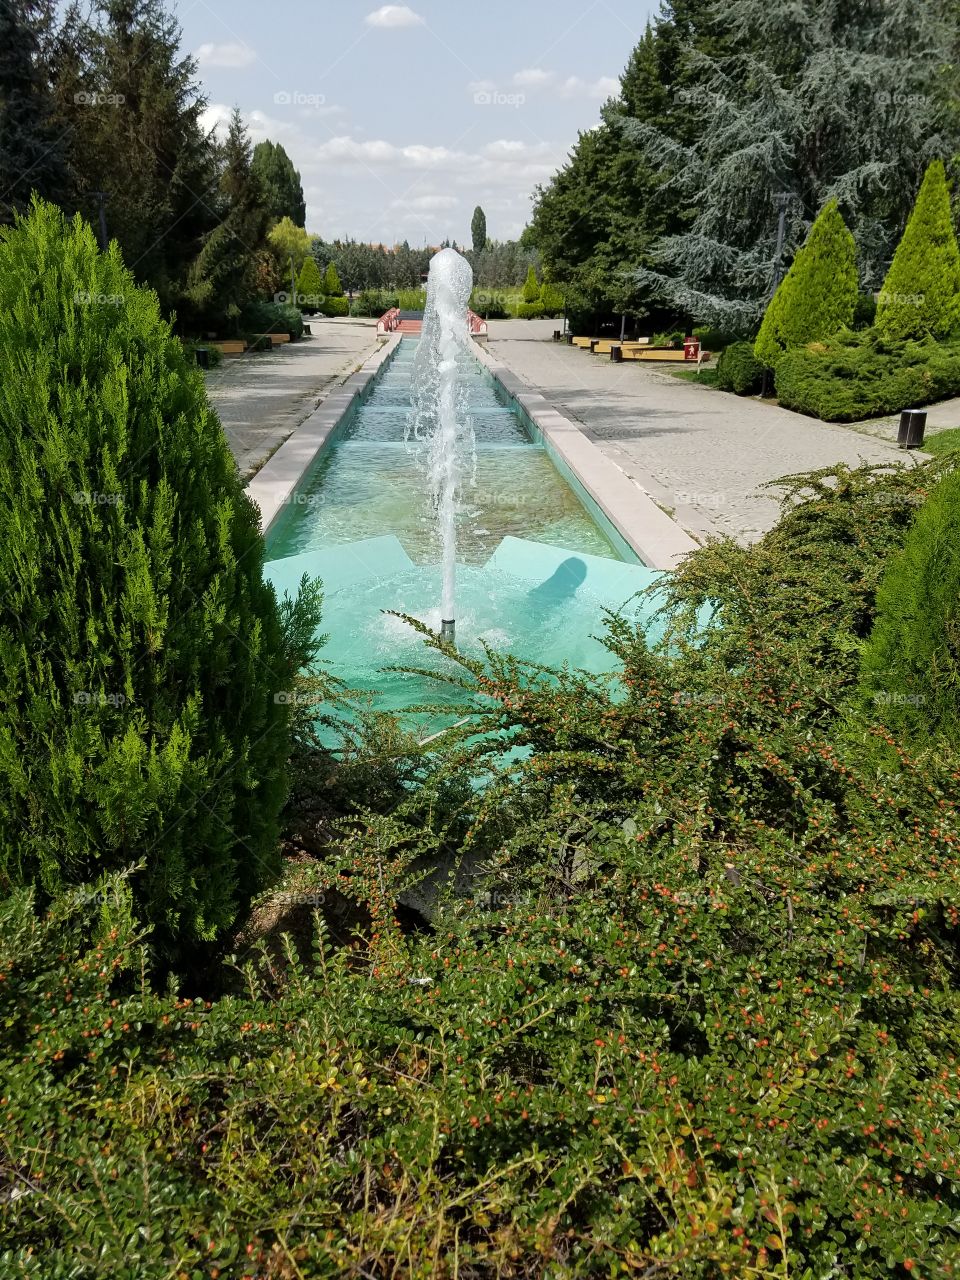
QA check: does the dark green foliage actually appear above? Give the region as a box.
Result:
[0,0,69,221]
[319,295,349,317]
[853,292,877,329]
[692,325,736,351]
[2,460,959,1276]
[514,301,544,319]
[323,260,343,297]
[520,264,540,303]
[715,340,763,394]
[350,289,400,317]
[241,299,304,339]
[775,328,960,420]
[186,108,271,333]
[754,199,858,367]
[0,200,322,956]
[876,159,960,340]
[470,204,487,254]
[250,138,306,226]
[859,466,960,755]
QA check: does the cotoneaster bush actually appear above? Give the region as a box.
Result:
[2,460,958,1278]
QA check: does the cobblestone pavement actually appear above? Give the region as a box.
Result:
[486,320,915,545]
[204,318,379,478]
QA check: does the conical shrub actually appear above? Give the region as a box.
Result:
[297,256,324,310]
[858,465,960,759]
[876,160,960,341]
[754,199,858,368]
[323,260,343,296]
[521,266,541,303]
[0,200,322,957]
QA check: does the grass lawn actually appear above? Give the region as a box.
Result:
[923,426,960,456]
[670,367,720,387]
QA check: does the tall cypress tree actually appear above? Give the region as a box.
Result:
[0,0,69,222]
[754,199,858,367]
[876,160,960,341]
[471,205,487,254]
[0,199,323,956]
[251,139,306,227]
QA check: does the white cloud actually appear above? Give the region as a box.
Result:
[193,41,256,69]
[513,68,554,87]
[391,194,460,211]
[364,5,425,28]
[559,75,619,99]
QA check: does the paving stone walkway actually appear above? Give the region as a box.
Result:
[486,320,920,545]
[204,318,379,478]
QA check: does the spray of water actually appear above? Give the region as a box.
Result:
[408,248,474,641]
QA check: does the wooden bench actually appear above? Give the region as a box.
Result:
[210,340,245,356]
[621,346,689,362]
[572,336,599,349]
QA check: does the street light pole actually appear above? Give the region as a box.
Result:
[761,191,794,398]
[92,190,108,251]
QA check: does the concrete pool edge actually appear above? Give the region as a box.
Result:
[247,334,402,535]
[470,340,698,571]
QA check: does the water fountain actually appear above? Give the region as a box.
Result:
[408,248,475,646]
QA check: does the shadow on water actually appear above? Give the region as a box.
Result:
[526,556,588,611]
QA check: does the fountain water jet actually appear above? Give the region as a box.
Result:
[408,248,474,646]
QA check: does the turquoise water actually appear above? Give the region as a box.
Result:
[263,339,663,737]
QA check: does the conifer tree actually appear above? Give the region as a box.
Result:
[251,139,306,226]
[0,200,322,956]
[521,265,541,303]
[875,160,960,341]
[323,260,343,296]
[471,205,487,255]
[859,466,960,759]
[754,199,858,367]
[297,254,323,309]
[0,0,69,222]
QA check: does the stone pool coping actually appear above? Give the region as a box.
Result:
[247,334,402,536]
[246,331,697,570]
[470,340,697,571]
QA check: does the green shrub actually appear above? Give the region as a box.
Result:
[715,340,764,394]
[858,464,960,757]
[295,256,324,312]
[853,292,877,329]
[775,328,960,421]
[240,299,304,338]
[397,287,427,310]
[515,301,545,319]
[539,281,565,316]
[692,325,737,352]
[179,338,223,368]
[243,333,272,352]
[754,198,858,368]
[521,264,540,303]
[323,260,343,296]
[470,288,510,318]
[351,289,399,317]
[3,460,959,1277]
[876,159,960,340]
[0,200,324,957]
[319,295,350,317]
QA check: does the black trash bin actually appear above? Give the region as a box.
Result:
[194,346,210,369]
[898,409,927,449]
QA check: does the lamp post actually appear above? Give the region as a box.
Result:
[91,190,108,251]
[761,191,794,398]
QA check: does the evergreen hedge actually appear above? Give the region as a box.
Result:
[0,200,322,957]
[318,296,350,317]
[754,199,858,368]
[775,329,960,421]
[715,341,764,394]
[859,465,960,756]
[323,260,344,297]
[515,301,545,319]
[539,282,564,316]
[295,256,324,312]
[521,265,541,303]
[876,159,960,341]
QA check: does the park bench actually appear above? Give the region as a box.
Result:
[210,340,245,356]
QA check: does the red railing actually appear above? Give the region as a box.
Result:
[467,309,488,337]
[377,307,401,334]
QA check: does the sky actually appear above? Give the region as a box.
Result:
[176,0,660,245]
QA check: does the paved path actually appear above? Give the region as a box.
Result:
[486,320,911,545]
[205,318,379,478]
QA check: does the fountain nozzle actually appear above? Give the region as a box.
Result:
[440,618,456,647]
